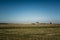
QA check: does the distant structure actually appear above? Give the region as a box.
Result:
[32,22,40,25]
[32,21,52,25]
[50,22,52,24]
[32,23,35,25]
[36,22,40,24]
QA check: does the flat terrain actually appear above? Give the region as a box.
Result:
[0,24,60,40]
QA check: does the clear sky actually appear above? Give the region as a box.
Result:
[0,0,60,24]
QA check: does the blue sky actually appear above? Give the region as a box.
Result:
[0,0,60,24]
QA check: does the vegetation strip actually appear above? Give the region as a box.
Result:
[0,26,60,29]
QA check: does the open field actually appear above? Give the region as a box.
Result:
[0,24,60,40]
[0,24,60,27]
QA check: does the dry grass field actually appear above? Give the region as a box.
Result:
[0,24,60,40]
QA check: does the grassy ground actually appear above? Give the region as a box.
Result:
[0,25,60,40]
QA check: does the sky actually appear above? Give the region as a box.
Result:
[0,0,60,24]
